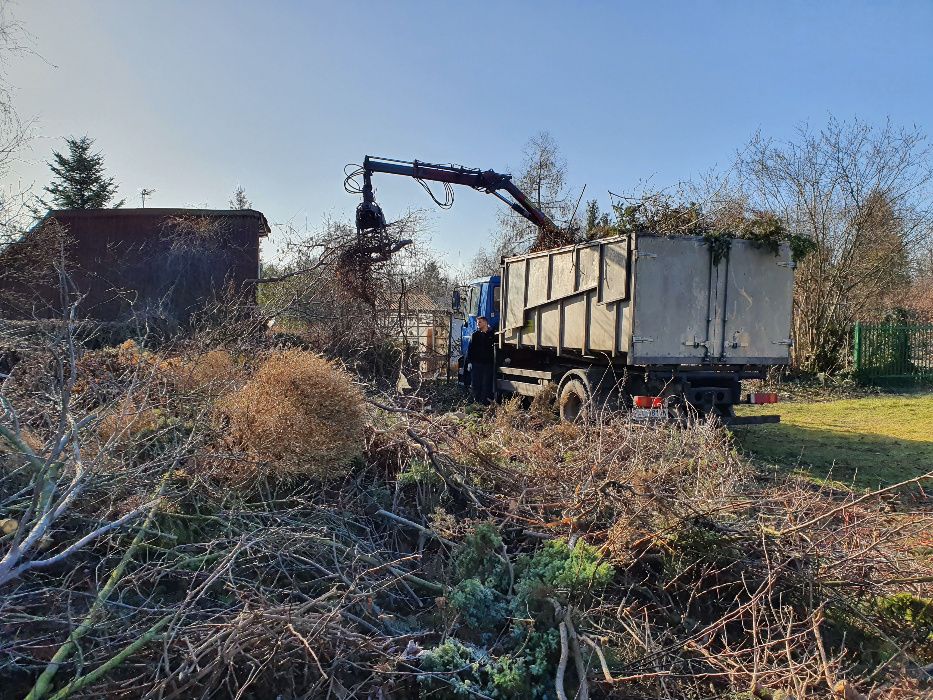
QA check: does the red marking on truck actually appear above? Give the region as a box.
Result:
[633,396,664,408]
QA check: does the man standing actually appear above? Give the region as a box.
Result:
[466,316,495,405]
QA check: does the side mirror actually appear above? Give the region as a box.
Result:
[451,289,461,312]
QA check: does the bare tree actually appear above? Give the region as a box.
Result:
[0,1,34,246]
[0,266,160,588]
[256,211,451,379]
[469,132,576,274]
[735,118,933,372]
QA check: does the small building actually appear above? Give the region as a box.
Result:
[381,290,452,376]
[0,208,270,327]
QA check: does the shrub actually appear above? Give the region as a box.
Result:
[72,341,180,411]
[419,639,533,699]
[872,593,933,660]
[215,349,365,480]
[514,538,613,610]
[528,382,557,422]
[453,522,506,584]
[266,330,309,350]
[449,578,508,633]
[0,349,60,432]
[396,458,443,487]
[174,349,241,394]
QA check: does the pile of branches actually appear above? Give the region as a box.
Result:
[416,400,932,698]
[335,222,414,307]
[0,319,438,698]
[1,321,931,698]
[258,214,444,382]
[594,191,818,264]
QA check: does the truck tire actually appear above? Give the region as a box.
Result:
[558,378,589,422]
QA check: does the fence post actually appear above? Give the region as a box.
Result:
[853,321,862,374]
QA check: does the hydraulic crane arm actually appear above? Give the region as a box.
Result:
[353,155,559,234]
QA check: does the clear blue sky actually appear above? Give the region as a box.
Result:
[7,1,933,268]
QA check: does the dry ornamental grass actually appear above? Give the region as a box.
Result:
[215,349,365,480]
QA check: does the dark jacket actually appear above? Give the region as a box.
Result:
[467,328,495,364]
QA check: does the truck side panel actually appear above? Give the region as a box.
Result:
[501,237,630,354]
[500,234,793,366]
[630,237,794,365]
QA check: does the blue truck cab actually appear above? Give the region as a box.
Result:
[458,275,500,383]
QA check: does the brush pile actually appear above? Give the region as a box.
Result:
[0,325,931,699]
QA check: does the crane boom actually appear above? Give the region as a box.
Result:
[353,155,559,234]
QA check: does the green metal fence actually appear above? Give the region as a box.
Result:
[852,321,933,386]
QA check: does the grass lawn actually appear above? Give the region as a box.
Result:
[733,394,933,490]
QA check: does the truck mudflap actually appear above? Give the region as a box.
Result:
[720,414,781,425]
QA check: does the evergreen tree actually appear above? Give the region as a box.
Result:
[583,199,611,238]
[585,199,599,234]
[43,136,123,209]
[229,185,251,210]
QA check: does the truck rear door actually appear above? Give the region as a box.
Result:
[720,241,794,363]
[631,237,712,364]
[630,236,794,365]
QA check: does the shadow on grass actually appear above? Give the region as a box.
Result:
[731,422,933,491]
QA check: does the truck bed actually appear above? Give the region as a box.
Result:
[500,234,794,367]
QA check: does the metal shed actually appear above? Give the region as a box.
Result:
[0,208,270,325]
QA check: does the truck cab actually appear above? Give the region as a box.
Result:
[457,276,500,382]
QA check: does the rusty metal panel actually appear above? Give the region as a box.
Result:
[577,245,599,291]
[549,250,575,299]
[504,257,527,331]
[526,255,550,308]
[587,293,616,351]
[617,299,634,356]
[502,237,630,355]
[563,294,587,350]
[540,303,560,347]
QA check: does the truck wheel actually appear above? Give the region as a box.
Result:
[713,403,735,422]
[558,379,589,422]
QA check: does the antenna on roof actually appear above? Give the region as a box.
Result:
[140,188,155,207]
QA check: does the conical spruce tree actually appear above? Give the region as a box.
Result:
[44,136,124,209]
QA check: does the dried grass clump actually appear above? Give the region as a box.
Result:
[72,341,179,410]
[216,350,365,480]
[529,381,558,420]
[97,401,161,443]
[0,350,60,432]
[175,348,241,393]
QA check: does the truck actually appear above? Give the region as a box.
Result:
[351,156,792,424]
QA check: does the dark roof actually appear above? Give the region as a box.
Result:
[35,208,271,235]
